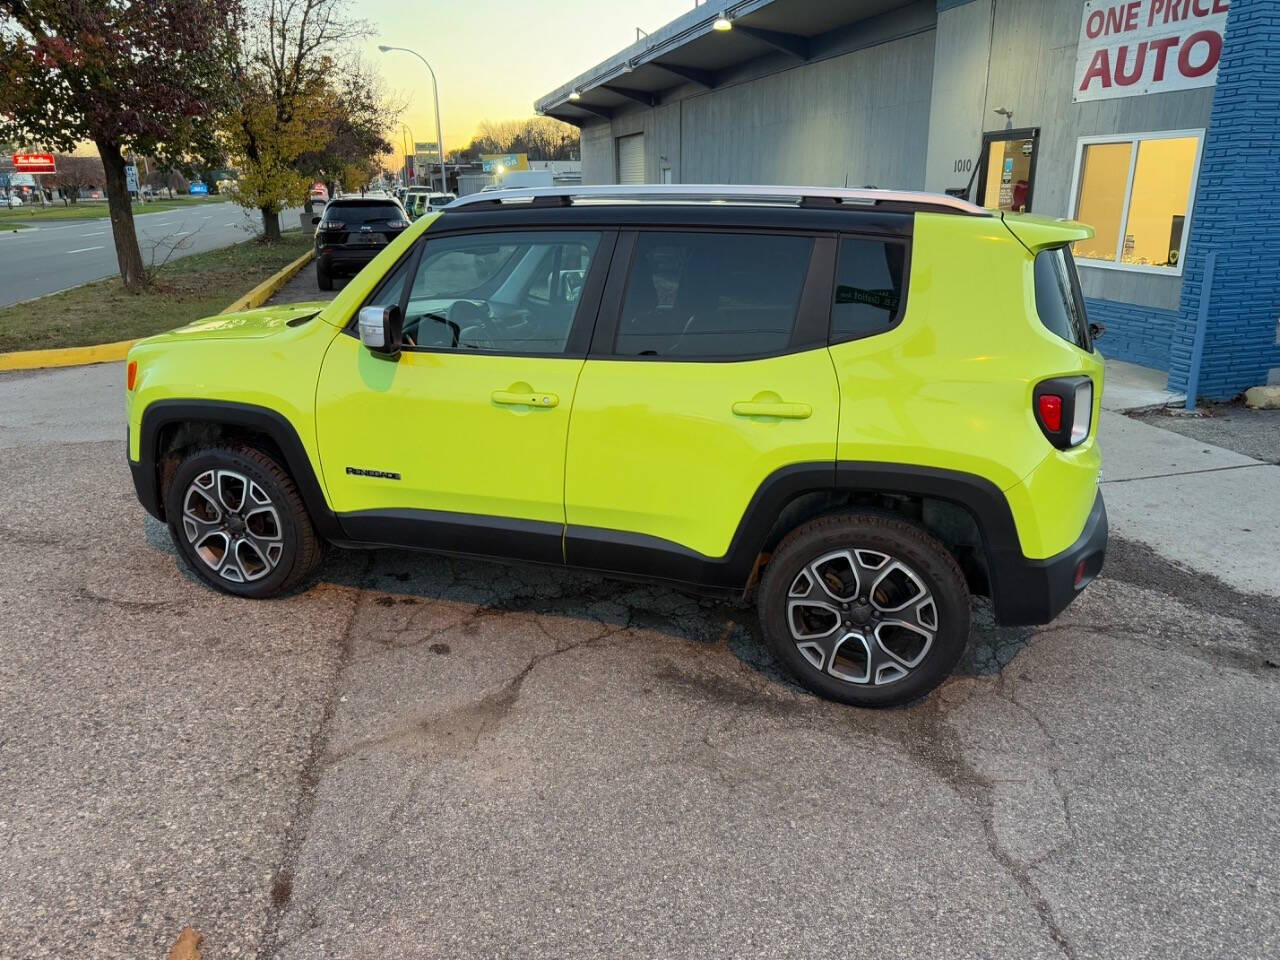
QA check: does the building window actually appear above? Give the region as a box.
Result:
[1069,130,1202,275]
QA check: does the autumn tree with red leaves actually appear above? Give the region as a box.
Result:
[0,1,240,291]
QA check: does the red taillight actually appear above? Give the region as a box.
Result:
[1034,377,1094,449]
[126,360,137,391]
[1037,394,1063,433]
[1073,560,1087,587]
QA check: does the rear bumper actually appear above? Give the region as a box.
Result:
[317,248,381,274]
[989,491,1107,625]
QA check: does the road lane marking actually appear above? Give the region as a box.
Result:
[66,245,104,253]
[82,231,105,237]
[173,231,191,236]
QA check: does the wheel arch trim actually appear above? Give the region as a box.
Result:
[131,399,343,540]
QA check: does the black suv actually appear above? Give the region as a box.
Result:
[312,197,410,290]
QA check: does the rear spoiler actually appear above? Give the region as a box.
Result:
[1001,213,1094,254]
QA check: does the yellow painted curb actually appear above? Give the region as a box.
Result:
[0,245,315,373]
[0,338,139,372]
[218,248,314,315]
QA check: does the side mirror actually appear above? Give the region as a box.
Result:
[357,305,402,359]
[311,216,321,226]
[1089,322,1106,341]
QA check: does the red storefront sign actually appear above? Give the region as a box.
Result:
[11,153,57,174]
[1073,0,1230,103]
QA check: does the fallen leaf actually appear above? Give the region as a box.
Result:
[168,926,203,960]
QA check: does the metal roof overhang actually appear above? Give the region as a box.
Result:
[537,0,918,125]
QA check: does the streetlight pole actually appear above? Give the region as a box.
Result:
[379,45,447,194]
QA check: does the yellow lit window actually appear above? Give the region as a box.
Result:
[1070,132,1201,273]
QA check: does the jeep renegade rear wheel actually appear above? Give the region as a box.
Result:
[759,513,970,707]
[164,445,323,598]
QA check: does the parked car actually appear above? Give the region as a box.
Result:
[124,184,1107,707]
[405,191,455,220]
[310,196,410,290]
[309,185,329,205]
[402,187,429,219]
[4,194,23,208]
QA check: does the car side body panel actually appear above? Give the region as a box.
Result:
[564,347,841,559]
[314,332,585,524]
[830,212,1104,560]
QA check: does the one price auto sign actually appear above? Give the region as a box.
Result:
[11,153,56,174]
[1073,0,1230,103]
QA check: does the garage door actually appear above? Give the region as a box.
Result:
[617,134,645,184]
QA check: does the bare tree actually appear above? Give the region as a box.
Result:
[463,117,580,161]
[40,155,106,204]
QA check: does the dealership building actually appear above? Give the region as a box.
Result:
[537,0,1279,399]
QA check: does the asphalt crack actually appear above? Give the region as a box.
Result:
[254,555,373,960]
[900,696,1079,960]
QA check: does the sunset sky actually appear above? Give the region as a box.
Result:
[353,0,698,156]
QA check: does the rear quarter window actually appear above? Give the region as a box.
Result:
[1033,247,1092,350]
[829,237,908,343]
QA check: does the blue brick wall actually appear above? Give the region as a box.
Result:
[1169,0,1280,400]
[1086,297,1178,369]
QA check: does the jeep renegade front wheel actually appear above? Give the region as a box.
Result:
[164,445,323,598]
[758,513,970,707]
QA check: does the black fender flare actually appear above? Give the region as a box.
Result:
[130,399,343,540]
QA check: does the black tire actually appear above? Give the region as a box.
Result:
[316,262,333,291]
[758,512,970,707]
[163,445,324,599]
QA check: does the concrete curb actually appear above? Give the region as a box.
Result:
[0,247,315,373]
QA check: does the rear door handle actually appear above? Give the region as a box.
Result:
[732,400,812,419]
[492,390,559,408]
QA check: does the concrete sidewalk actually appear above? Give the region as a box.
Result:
[1099,410,1280,596]
[1101,358,1184,413]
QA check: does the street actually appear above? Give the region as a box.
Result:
[1,347,1278,960]
[0,204,304,308]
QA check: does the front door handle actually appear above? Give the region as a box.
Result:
[492,389,559,408]
[732,400,812,420]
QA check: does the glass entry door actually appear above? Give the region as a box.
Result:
[976,128,1040,213]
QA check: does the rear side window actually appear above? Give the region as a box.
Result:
[1034,246,1092,350]
[614,232,813,358]
[325,202,401,224]
[830,237,907,342]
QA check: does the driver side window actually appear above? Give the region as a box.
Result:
[400,230,602,355]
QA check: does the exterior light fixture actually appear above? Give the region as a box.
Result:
[569,90,582,100]
[713,12,732,30]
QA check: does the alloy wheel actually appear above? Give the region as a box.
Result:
[181,469,284,583]
[786,548,938,687]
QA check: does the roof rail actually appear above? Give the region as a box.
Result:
[446,184,990,216]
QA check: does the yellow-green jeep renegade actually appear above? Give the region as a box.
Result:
[125,185,1106,707]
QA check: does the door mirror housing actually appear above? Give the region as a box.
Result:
[357,305,403,359]
[1089,322,1105,341]
[311,215,321,226]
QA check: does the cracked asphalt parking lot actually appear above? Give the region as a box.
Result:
[2,363,1279,960]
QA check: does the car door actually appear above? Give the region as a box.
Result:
[315,226,615,563]
[563,229,840,577]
